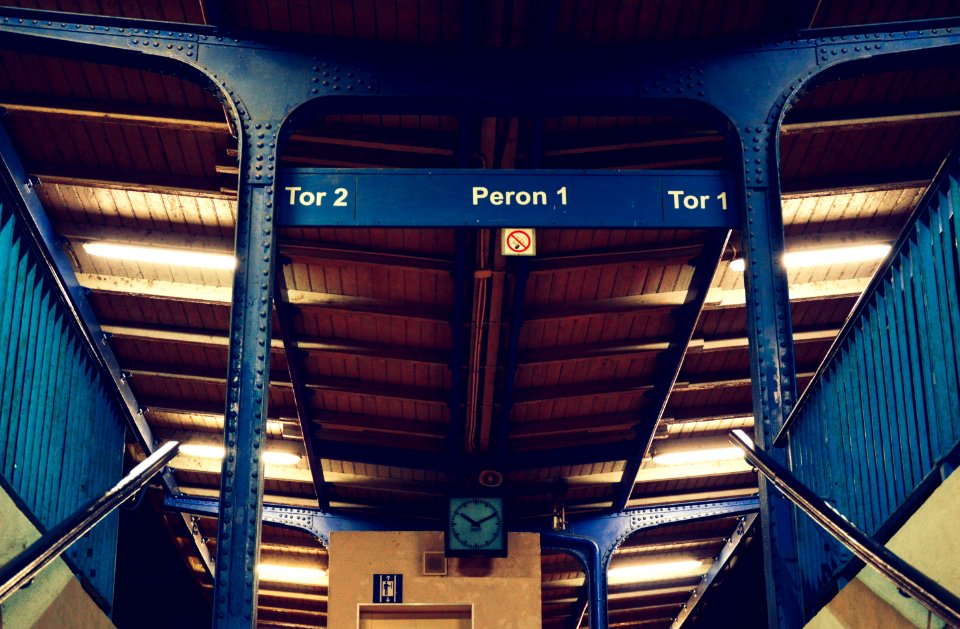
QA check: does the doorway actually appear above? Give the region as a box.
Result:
[358,604,472,629]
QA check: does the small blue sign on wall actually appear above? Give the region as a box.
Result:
[373,574,403,603]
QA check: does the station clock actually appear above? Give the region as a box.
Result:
[445,497,507,557]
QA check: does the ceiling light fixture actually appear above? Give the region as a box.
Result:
[652,446,744,466]
[608,559,704,585]
[82,242,237,270]
[263,451,302,466]
[257,563,327,586]
[729,243,891,272]
[179,443,302,466]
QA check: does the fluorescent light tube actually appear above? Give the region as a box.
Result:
[179,444,226,459]
[178,443,301,466]
[729,243,891,272]
[263,451,302,466]
[258,564,327,586]
[83,242,236,270]
[652,446,744,466]
[608,559,704,585]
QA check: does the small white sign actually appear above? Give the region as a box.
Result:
[502,228,536,256]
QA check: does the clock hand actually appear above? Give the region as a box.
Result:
[458,513,481,526]
[475,513,498,525]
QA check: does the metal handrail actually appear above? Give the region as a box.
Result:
[729,430,960,628]
[0,440,179,604]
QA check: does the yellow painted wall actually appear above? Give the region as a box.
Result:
[0,484,114,629]
[806,469,960,629]
[329,531,541,629]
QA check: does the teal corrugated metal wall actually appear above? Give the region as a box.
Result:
[0,201,125,607]
[786,151,960,615]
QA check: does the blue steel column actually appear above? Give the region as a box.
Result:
[212,119,282,628]
[736,116,804,628]
[541,533,606,629]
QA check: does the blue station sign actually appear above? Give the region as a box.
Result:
[277,169,739,229]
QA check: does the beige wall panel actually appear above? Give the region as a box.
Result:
[329,531,541,629]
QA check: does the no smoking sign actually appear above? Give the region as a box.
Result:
[502,228,536,257]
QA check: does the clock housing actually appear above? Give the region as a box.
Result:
[445,496,507,557]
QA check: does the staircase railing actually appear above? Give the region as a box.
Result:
[0,440,179,604]
[774,147,960,610]
[730,430,960,627]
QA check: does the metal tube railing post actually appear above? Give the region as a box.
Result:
[0,440,180,604]
[729,430,960,627]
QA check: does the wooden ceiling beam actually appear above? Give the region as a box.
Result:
[520,327,838,364]
[76,273,451,322]
[782,103,960,135]
[103,322,449,366]
[543,127,723,158]
[551,486,758,513]
[525,276,871,320]
[665,404,755,423]
[511,411,639,437]
[154,430,447,493]
[141,396,446,439]
[528,243,702,273]
[141,396,298,420]
[289,126,456,157]
[0,94,230,132]
[58,221,455,273]
[166,449,449,497]
[513,369,815,403]
[780,168,934,197]
[10,91,959,153]
[32,164,230,197]
[124,360,449,404]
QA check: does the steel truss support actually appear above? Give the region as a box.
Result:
[163,493,429,546]
[0,8,957,627]
[165,493,760,629]
[541,532,606,629]
[670,513,759,628]
[274,261,328,510]
[612,232,730,510]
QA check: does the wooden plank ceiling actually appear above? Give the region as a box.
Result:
[0,0,958,627]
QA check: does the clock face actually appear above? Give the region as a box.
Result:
[445,497,507,557]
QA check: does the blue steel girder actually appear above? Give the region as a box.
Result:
[0,9,957,629]
[163,493,430,547]
[163,492,758,629]
[273,261,328,510]
[563,496,761,571]
[541,532,607,629]
[670,513,759,628]
[611,231,731,511]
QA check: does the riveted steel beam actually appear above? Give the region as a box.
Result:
[0,9,957,627]
[163,492,758,629]
[611,233,730,511]
[669,513,759,628]
[274,262,328,510]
